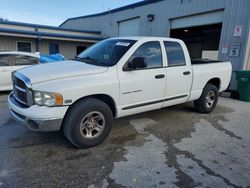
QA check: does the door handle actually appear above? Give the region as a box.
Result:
[183,71,191,75]
[155,74,165,79]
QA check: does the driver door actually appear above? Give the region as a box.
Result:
[118,41,166,116]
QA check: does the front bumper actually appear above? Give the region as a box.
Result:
[8,93,69,132]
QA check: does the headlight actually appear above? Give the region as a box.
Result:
[33,91,63,107]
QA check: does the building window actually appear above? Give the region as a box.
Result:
[49,43,59,54]
[17,41,32,52]
[76,46,87,55]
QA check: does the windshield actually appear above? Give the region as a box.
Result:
[77,39,136,66]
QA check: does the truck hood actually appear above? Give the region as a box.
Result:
[18,60,108,84]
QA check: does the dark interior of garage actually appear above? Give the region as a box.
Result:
[77,46,87,55]
[170,23,222,59]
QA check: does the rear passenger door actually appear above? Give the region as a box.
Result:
[163,41,192,107]
[0,54,12,90]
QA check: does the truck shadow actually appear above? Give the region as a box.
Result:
[0,100,234,149]
[0,91,11,96]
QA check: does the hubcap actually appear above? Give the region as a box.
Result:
[80,111,105,139]
[206,91,215,108]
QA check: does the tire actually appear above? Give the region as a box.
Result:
[194,83,219,114]
[63,98,113,148]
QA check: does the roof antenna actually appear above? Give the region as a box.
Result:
[108,7,112,26]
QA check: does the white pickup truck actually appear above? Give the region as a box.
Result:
[8,37,232,148]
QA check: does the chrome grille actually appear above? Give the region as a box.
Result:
[13,72,33,107]
[15,77,26,89]
[14,86,27,104]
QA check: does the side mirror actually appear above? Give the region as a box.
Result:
[124,57,147,71]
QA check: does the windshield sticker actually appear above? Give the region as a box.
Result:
[116,42,130,46]
[104,54,109,60]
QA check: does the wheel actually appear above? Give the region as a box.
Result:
[194,83,218,114]
[63,98,113,148]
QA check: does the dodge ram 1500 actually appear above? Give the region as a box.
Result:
[8,37,232,148]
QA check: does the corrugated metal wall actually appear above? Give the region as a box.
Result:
[0,36,92,59]
[61,0,228,37]
[0,36,36,52]
[39,40,92,58]
[61,0,250,89]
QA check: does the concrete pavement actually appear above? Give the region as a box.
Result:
[0,92,250,187]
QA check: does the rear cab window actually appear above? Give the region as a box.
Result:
[0,55,11,66]
[164,41,186,67]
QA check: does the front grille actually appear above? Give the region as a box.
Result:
[13,72,32,107]
[14,87,28,103]
[15,77,26,89]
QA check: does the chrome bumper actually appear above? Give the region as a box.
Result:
[9,93,63,132]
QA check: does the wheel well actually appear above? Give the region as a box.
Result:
[72,94,117,117]
[91,94,116,117]
[207,78,221,90]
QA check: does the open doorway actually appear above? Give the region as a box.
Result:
[170,23,222,60]
[76,46,87,55]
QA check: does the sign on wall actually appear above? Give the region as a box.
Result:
[222,45,228,54]
[229,43,241,57]
[234,25,242,37]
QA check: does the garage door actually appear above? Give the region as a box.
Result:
[118,18,139,36]
[171,10,224,29]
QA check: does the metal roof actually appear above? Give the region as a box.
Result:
[59,0,164,26]
[0,20,101,34]
[0,28,103,41]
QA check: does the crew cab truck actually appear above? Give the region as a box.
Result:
[8,37,232,148]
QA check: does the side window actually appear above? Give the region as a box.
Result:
[130,41,162,68]
[0,55,11,66]
[13,55,38,66]
[164,41,186,67]
[17,42,32,52]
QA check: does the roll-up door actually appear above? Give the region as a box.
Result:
[171,10,224,29]
[118,18,140,36]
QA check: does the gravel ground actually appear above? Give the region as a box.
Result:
[0,92,250,188]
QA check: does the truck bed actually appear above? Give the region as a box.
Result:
[191,59,221,65]
[190,61,232,97]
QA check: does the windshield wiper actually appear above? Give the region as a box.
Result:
[75,56,93,61]
[76,56,107,67]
